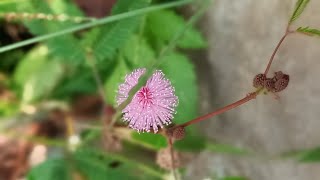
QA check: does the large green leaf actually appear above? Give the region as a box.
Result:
[13,46,48,86]
[131,132,167,150]
[146,9,207,49]
[160,53,204,151]
[27,158,70,180]
[22,60,64,103]
[159,53,198,124]
[14,46,64,103]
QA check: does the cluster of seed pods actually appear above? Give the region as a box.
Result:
[253,71,290,92]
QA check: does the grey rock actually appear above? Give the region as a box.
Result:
[186,0,320,179]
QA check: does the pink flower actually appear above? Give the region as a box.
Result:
[116,68,178,133]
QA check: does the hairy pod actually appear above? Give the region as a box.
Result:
[264,78,275,92]
[253,73,266,88]
[274,74,289,92]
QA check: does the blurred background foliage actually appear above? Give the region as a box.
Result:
[0,0,215,179]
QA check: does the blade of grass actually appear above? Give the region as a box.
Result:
[0,0,193,53]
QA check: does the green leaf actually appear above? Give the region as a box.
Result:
[73,148,157,180]
[92,18,142,62]
[298,147,320,162]
[74,150,129,180]
[297,26,320,37]
[160,52,203,151]
[159,53,198,124]
[13,46,48,86]
[174,127,206,151]
[14,46,64,103]
[131,132,167,150]
[205,142,250,155]
[104,56,130,105]
[51,70,97,99]
[146,9,206,49]
[27,158,70,180]
[0,101,19,117]
[18,0,86,64]
[122,35,155,68]
[90,0,150,62]
[289,0,310,23]
[22,60,64,103]
[111,0,151,14]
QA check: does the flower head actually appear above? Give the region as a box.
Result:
[116,68,178,133]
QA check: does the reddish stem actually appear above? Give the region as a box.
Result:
[177,26,294,128]
[182,92,258,127]
[264,29,293,75]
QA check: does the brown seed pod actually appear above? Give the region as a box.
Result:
[273,71,284,81]
[156,147,181,170]
[253,73,266,88]
[274,74,289,92]
[264,78,275,92]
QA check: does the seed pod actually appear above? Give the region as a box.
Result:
[264,78,275,92]
[253,74,266,88]
[274,74,289,92]
[273,71,284,81]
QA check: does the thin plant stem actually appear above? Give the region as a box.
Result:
[264,27,294,75]
[0,0,193,53]
[181,90,260,127]
[168,137,178,180]
[0,12,97,23]
[86,51,107,103]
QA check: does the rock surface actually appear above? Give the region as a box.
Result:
[187,0,320,179]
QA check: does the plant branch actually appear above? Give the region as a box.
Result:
[0,12,97,23]
[0,0,193,53]
[181,90,261,127]
[264,29,293,75]
[86,51,107,103]
[168,137,178,180]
